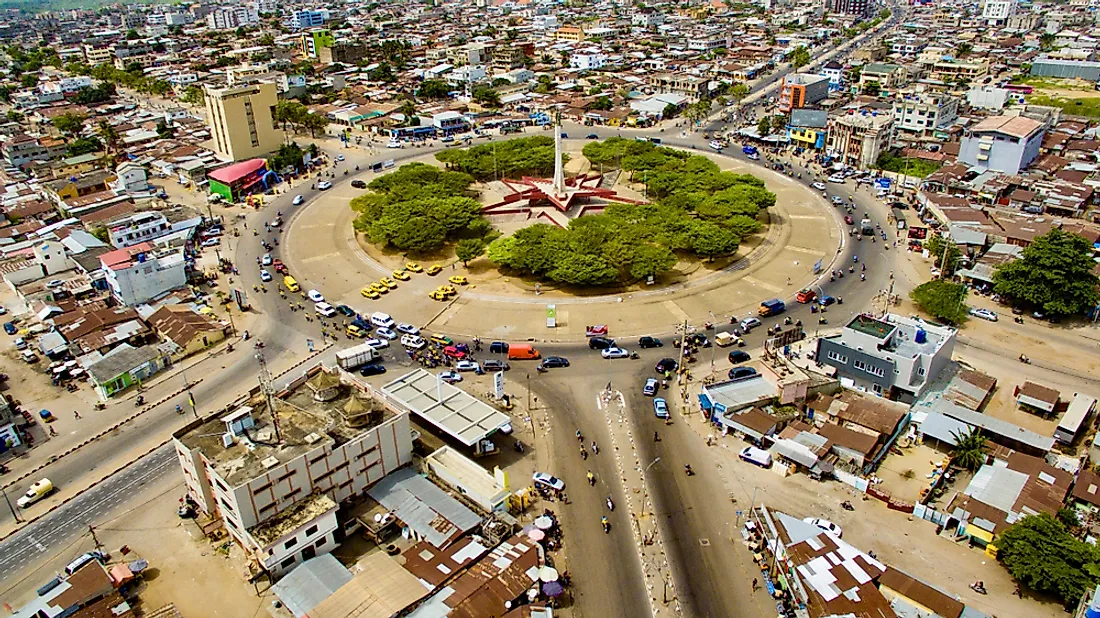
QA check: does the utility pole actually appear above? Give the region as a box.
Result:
[2,486,22,523]
[89,525,102,551]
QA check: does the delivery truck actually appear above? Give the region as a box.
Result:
[336,343,379,370]
[758,298,786,317]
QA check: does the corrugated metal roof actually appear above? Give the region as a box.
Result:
[271,554,353,618]
[965,465,1028,513]
[367,468,481,548]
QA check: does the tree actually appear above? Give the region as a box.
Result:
[909,279,968,324]
[730,83,750,102]
[955,42,973,58]
[691,222,740,260]
[125,29,140,40]
[97,121,119,153]
[5,109,22,123]
[66,137,102,156]
[790,46,811,68]
[367,63,395,82]
[862,80,882,96]
[20,73,37,88]
[472,86,501,107]
[180,85,204,105]
[757,116,772,136]
[998,513,1100,607]
[52,112,86,136]
[455,238,486,265]
[993,228,1099,317]
[629,244,676,280]
[417,79,452,99]
[924,232,962,275]
[155,120,174,138]
[949,428,987,471]
[1040,32,1056,51]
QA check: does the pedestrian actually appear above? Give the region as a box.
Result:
[74,411,81,419]
[654,431,661,442]
[752,578,759,592]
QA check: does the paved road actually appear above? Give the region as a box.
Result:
[0,446,175,582]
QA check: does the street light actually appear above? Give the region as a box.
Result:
[640,456,661,524]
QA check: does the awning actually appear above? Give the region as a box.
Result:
[698,393,713,410]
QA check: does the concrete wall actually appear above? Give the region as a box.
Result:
[258,507,340,576]
[816,337,894,396]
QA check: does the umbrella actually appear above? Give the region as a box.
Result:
[527,529,545,542]
[538,566,559,582]
[542,581,565,597]
[534,516,554,530]
[127,559,149,573]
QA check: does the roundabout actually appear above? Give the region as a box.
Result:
[278,134,856,342]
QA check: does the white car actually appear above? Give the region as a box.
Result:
[376,327,397,340]
[439,371,462,383]
[455,360,481,372]
[262,254,272,266]
[532,472,565,491]
[315,302,337,317]
[828,175,846,183]
[259,270,272,282]
[270,217,282,228]
[335,154,345,162]
[317,180,332,190]
[601,346,630,359]
[396,323,420,335]
[307,289,324,303]
[811,182,827,191]
[803,517,842,538]
[364,338,390,350]
[401,334,426,349]
[292,195,304,205]
[386,140,401,149]
[201,238,220,247]
[969,308,998,322]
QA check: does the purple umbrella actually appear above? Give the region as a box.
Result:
[542,581,565,597]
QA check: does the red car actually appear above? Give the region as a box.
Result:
[273,259,287,274]
[844,215,854,225]
[443,345,467,360]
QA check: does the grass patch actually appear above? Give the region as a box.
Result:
[1027,94,1100,118]
[875,153,942,178]
[1013,76,1097,91]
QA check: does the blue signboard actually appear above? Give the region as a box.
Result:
[875,178,892,189]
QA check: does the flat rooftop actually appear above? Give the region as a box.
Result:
[251,492,337,546]
[177,368,394,486]
[846,314,894,340]
[382,369,511,447]
[844,313,953,358]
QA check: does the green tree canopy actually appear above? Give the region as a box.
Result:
[998,513,1100,607]
[993,228,1100,317]
[455,238,486,265]
[416,79,452,99]
[949,428,986,470]
[472,86,501,107]
[436,136,557,180]
[923,233,962,275]
[52,112,86,136]
[909,279,968,324]
[789,46,811,68]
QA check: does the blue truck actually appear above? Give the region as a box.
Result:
[758,298,786,317]
[742,145,759,159]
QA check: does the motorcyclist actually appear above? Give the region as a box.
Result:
[684,464,694,476]
[606,496,614,511]
[587,471,595,485]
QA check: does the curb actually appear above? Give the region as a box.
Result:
[2,380,204,492]
[0,439,172,544]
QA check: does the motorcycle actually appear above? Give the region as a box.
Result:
[135,395,145,406]
[970,582,987,595]
[606,497,615,511]
[841,500,854,511]
[1019,355,1030,364]
[629,351,640,360]
[587,472,596,486]
[684,464,695,476]
[602,516,611,533]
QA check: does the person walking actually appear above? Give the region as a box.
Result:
[752,578,759,592]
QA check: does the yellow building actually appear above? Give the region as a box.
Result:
[555,26,584,42]
[204,82,285,162]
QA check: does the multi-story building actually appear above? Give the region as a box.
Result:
[831,0,872,17]
[816,313,957,401]
[285,8,327,30]
[204,82,285,162]
[1030,58,1100,82]
[819,60,844,90]
[554,26,585,42]
[164,12,191,26]
[490,44,525,71]
[892,91,959,138]
[83,44,113,65]
[982,0,1016,23]
[2,135,51,167]
[929,59,989,83]
[206,7,259,30]
[787,109,828,149]
[859,63,907,90]
[632,11,664,28]
[300,29,335,58]
[446,43,488,67]
[173,366,413,577]
[826,108,894,169]
[890,34,926,56]
[647,72,709,100]
[100,242,187,306]
[107,212,172,249]
[778,73,829,113]
[570,50,608,71]
[319,42,367,65]
[253,0,277,13]
[958,114,1045,174]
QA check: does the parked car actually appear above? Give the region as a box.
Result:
[401,334,426,349]
[728,350,751,364]
[540,356,570,369]
[396,323,419,335]
[803,517,842,538]
[969,308,998,322]
[655,358,678,374]
[643,378,659,396]
[376,327,397,340]
[200,238,220,247]
[307,289,324,303]
[4,322,16,335]
[589,337,615,350]
[653,398,669,419]
[638,336,663,348]
[65,551,109,576]
[483,359,510,372]
[439,371,462,384]
[359,363,387,376]
[532,472,565,491]
[336,304,356,317]
[728,366,758,381]
[455,360,481,372]
[364,338,389,350]
[601,347,629,359]
[315,302,337,317]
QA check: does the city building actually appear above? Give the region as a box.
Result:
[100,242,187,306]
[318,42,367,65]
[647,73,709,100]
[859,63,907,91]
[490,44,526,71]
[958,114,1045,174]
[571,50,608,71]
[778,73,830,113]
[830,0,872,17]
[107,212,172,248]
[819,60,844,90]
[204,82,285,162]
[300,29,335,59]
[206,6,259,30]
[286,8,327,30]
[815,313,957,401]
[890,35,927,56]
[982,0,1016,24]
[826,109,894,170]
[173,366,414,577]
[787,109,829,149]
[929,60,989,83]
[892,92,959,138]
[554,26,585,42]
[147,305,228,359]
[1029,58,1100,82]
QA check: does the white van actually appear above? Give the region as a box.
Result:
[315,302,337,317]
[370,312,395,328]
[739,446,773,468]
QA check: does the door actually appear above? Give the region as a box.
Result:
[301,546,316,561]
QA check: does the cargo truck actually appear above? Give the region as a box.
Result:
[758,298,786,317]
[336,343,379,370]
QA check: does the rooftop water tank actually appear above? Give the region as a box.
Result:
[915,329,927,344]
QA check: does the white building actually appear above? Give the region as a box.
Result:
[206,7,259,30]
[532,15,558,29]
[632,12,665,28]
[253,0,278,13]
[100,242,187,306]
[106,212,171,249]
[826,109,894,169]
[967,87,1011,111]
[570,50,608,71]
[982,0,1016,23]
[173,367,414,577]
[892,92,959,137]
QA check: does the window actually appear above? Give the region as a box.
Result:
[309,453,326,465]
[284,537,298,550]
[918,367,926,376]
[253,482,272,495]
[827,351,848,364]
[276,471,294,482]
[280,557,296,569]
[259,502,277,514]
[305,525,318,537]
[853,359,866,371]
[316,536,327,549]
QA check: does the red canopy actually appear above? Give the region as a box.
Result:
[208,159,267,185]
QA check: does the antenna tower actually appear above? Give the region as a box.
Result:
[254,341,283,442]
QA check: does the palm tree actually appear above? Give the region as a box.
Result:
[97,121,119,154]
[1039,33,1056,52]
[955,42,973,58]
[950,428,987,471]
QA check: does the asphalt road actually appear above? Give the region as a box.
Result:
[0,446,175,582]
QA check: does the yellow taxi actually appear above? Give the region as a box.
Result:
[380,277,397,289]
[370,282,388,294]
[448,275,469,285]
[360,287,380,299]
[392,270,410,281]
[429,334,454,346]
[426,265,443,276]
[405,262,423,273]
[346,324,368,338]
[436,284,457,296]
[429,290,449,301]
